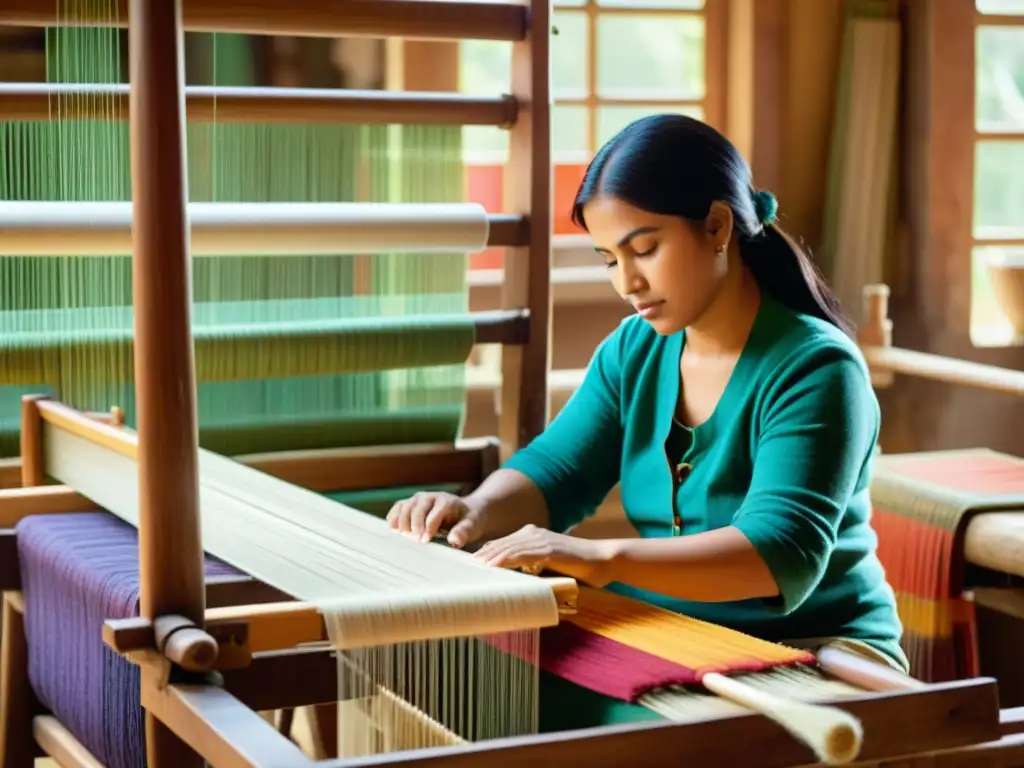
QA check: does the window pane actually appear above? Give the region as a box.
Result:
[596,14,704,100]
[974,140,1024,236]
[976,26,1024,131]
[552,10,588,100]
[553,104,590,163]
[599,0,704,7]
[976,0,1024,13]
[462,125,508,164]
[597,104,704,146]
[972,246,1024,347]
[459,40,510,95]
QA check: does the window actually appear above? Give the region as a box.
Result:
[460,0,721,268]
[970,1,1024,346]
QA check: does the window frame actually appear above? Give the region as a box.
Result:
[970,6,1024,346]
[551,0,728,161]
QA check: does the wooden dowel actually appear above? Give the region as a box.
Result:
[861,345,1024,397]
[815,645,925,693]
[700,672,863,765]
[153,615,220,672]
[0,0,527,41]
[0,84,517,127]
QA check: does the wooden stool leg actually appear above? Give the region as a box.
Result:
[0,592,42,768]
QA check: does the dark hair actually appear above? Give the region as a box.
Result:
[570,114,852,336]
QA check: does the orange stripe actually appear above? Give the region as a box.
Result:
[872,507,956,600]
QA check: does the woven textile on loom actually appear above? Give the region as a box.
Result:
[0,27,472,461]
[871,448,1024,682]
[15,509,820,767]
[16,513,242,768]
[537,587,815,702]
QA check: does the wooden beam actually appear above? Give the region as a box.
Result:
[0,84,516,127]
[140,676,316,768]
[0,0,528,42]
[0,486,97,526]
[220,648,337,713]
[499,0,552,462]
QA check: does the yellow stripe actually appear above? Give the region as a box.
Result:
[568,587,810,670]
[894,592,973,639]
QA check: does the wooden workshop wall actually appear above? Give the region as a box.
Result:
[875,0,1024,457]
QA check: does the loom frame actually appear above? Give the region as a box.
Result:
[6,399,1024,768]
[6,0,1024,763]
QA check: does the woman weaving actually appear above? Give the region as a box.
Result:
[387,114,906,726]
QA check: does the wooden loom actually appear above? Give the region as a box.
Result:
[2,3,1024,768]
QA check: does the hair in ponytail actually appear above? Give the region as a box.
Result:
[570,114,852,337]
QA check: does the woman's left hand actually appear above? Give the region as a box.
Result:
[471,524,614,587]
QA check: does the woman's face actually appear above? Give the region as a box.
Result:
[583,195,730,335]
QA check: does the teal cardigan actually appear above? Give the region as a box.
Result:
[504,292,907,671]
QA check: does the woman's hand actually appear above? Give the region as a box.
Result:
[471,524,614,587]
[386,491,485,548]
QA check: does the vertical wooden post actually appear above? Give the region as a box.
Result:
[0,594,41,768]
[860,284,895,388]
[500,0,552,462]
[18,396,46,488]
[128,0,205,765]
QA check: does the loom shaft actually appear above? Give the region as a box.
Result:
[0,201,492,256]
[0,83,516,127]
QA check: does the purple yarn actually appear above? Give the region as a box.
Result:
[16,512,240,768]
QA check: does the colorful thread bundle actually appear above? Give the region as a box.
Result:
[871,448,1024,681]
[538,586,816,702]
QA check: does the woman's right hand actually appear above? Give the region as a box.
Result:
[385,491,486,548]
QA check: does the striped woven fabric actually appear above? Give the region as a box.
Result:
[537,587,815,702]
[871,448,1024,682]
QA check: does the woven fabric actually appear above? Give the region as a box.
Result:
[871,448,1024,682]
[539,621,699,701]
[537,586,815,702]
[16,512,241,768]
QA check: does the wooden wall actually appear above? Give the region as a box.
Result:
[876,0,1024,457]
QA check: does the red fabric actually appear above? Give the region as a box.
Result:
[539,622,699,702]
